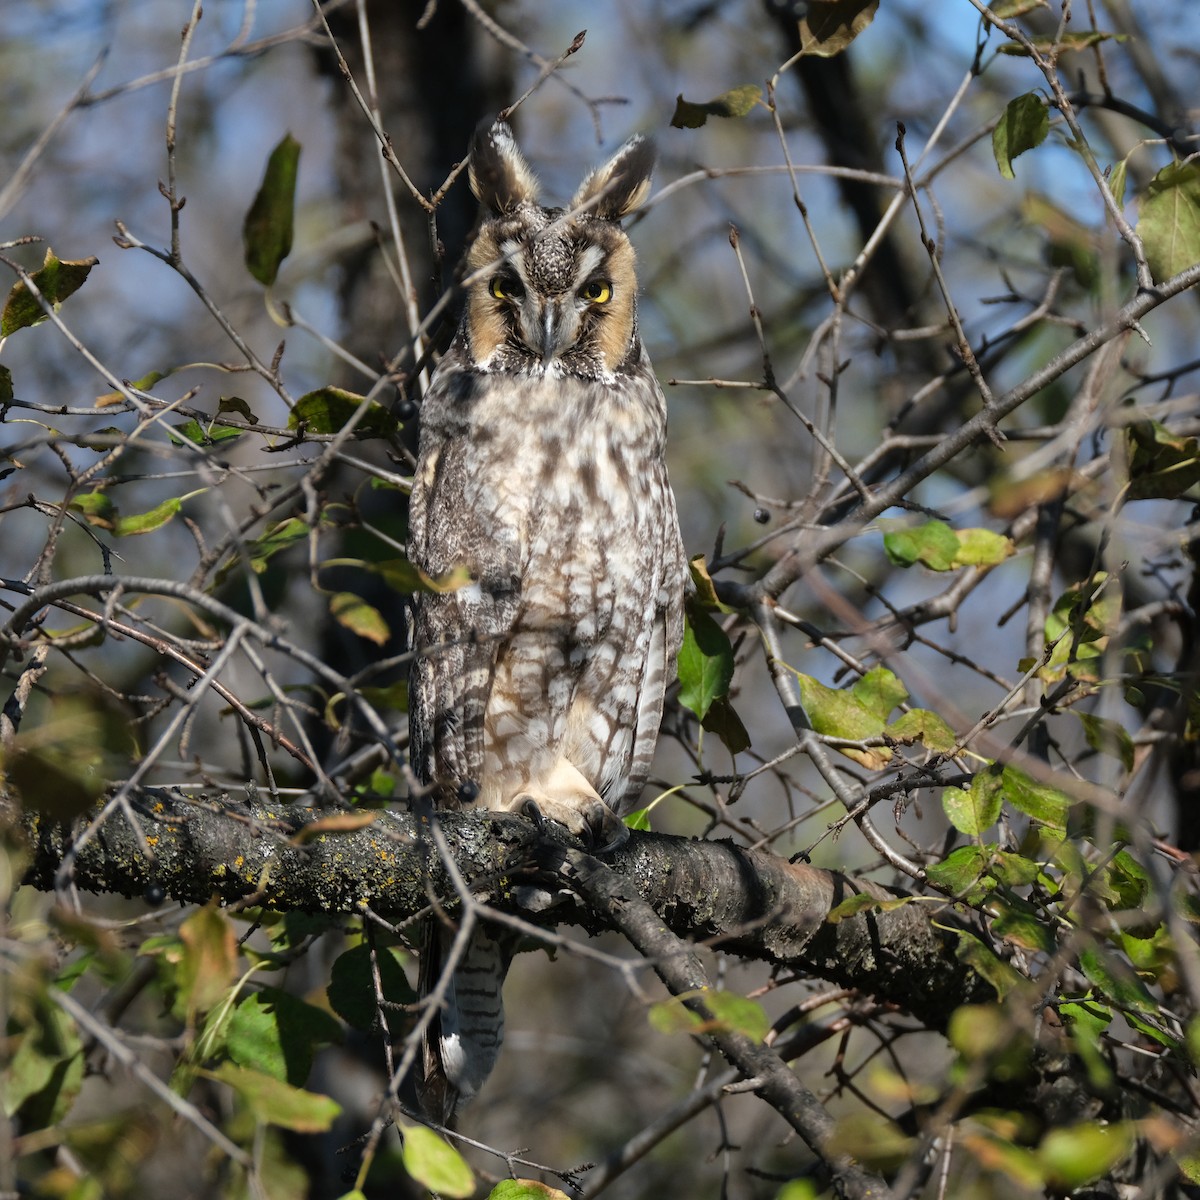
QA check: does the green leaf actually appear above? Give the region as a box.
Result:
[648,988,770,1041]
[797,0,879,57]
[249,517,309,572]
[367,556,472,595]
[212,1062,340,1132]
[111,494,184,536]
[1000,765,1073,829]
[1,249,98,336]
[1106,850,1150,911]
[677,608,734,722]
[217,396,259,424]
[1125,419,1200,499]
[170,418,242,446]
[2,989,85,1125]
[887,708,957,752]
[850,667,907,723]
[670,85,762,128]
[1078,946,1157,1012]
[791,671,891,769]
[327,943,415,1033]
[1076,712,1135,772]
[487,1183,571,1200]
[1138,159,1200,281]
[990,902,1054,953]
[4,745,103,821]
[882,519,959,570]
[623,807,651,832]
[988,850,1042,888]
[288,387,397,438]
[69,491,117,529]
[1060,999,1115,1089]
[826,1111,914,1172]
[997,30,1125,56]
[700,694,752,754]
[943,766,1003,836]
[243,133,301,287]
[925,845,993,900]
[329,592,390,646]
[1040,574,1118,682]
[401,1125,475,1198]
[993,92,1049,180]
[827,892,915,922]
[947,930,1025,999]
[773,1182,821,1200]
[1038,1122,1134,1191]
[226,988,342,1086]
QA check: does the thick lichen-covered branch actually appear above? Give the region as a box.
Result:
[20,791,995,1025]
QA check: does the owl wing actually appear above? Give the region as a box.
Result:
[407,378,521,796]
[616,467,687,814]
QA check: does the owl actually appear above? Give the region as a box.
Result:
[406,120,686,1119]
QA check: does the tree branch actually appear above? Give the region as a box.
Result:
[20,793,995,1028]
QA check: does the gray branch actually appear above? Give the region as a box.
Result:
[22,792,995,1026]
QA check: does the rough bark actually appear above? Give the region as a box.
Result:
[19,792,995,1027]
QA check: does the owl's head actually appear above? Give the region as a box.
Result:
[461,121,655,379]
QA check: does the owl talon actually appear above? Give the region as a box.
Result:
[518,795,548,834]
[583,799,629,855]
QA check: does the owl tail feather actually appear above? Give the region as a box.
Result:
[418,919,513,1124]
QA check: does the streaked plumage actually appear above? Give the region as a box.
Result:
[407,120,685,1119]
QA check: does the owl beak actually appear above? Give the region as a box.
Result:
[529,298,573,362]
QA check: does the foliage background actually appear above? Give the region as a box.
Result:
[4,1,1200,1198]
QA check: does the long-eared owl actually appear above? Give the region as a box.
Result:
[407,120,686,1118]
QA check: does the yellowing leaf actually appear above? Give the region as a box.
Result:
[1139,160,1200,281]
[798,0,879,57]
[1038,1122,1134,1191]
[1,249,98,336]
[1125,419,1200,499]
[329,592,390,646]
[212,1062,340,1132]
[178,906,237,1017]
[486,1183,571,1200]
[953,528,1014,566]
[687,554,733,611]
[670,85,762,128]
[292,811,378,843]
[68,491,117,529]
[887,709,956,752]
[244,133,301,287]
[401,1125,475,1198]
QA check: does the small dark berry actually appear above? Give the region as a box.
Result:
[395,399,417,421]
[753,507,770,524]
[144,882,166,907]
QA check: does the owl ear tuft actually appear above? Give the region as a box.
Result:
[469,120,540,214]
[570,135,656,221]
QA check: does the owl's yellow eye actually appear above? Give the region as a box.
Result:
[490,276,523,301]
[580,279,612,304]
